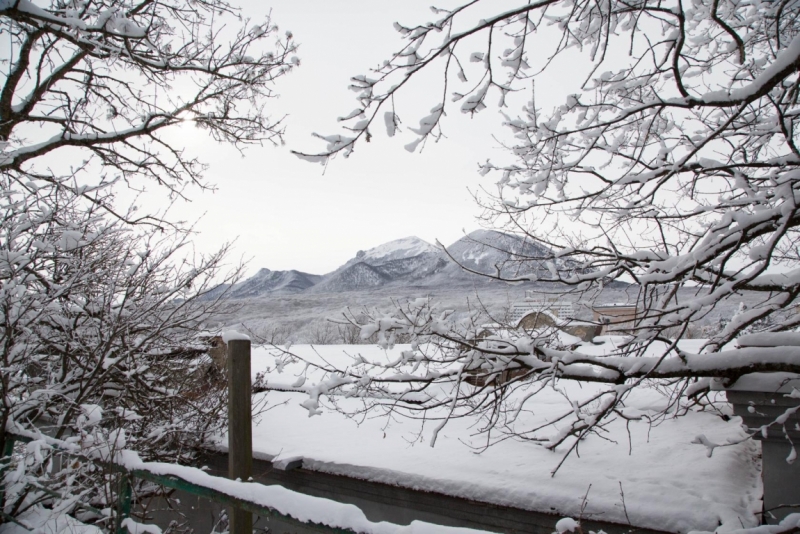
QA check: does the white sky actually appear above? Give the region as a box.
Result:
[152,0,582,276]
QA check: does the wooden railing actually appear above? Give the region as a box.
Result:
[0,338,359,534]
[1,430,358,534]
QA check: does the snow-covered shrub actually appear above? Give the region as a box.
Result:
[0,180,237,527]
[1,0,294,525]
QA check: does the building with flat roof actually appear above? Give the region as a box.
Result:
[510,293,574,325]
[592,303,639,334]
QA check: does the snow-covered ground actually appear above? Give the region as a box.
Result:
[213,285,757,345]
[231,342,762,534]
[0,506,103,534]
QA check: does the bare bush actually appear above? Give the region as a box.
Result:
[0,182,238,526]
[1,0,294,526]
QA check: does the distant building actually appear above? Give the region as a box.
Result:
[515,310,600,342]
[509,292,574,324]
[504,293,602,342]
[592,303,639,334]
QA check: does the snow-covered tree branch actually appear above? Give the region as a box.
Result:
[289,0,800,469]
[0,0,297,526]
[0,179,241,526]
[267,300,763,449]
[296,0,800,345]
[1,0,297,206]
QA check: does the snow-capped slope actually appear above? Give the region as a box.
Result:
[228,269,323,298]
[309,262,389,293]
[223,231,566,299]
[345,236,441,268]
[308,237,445,293]
[442,230,562,282]
[373,253,448,280]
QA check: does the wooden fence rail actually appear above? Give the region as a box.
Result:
[1,431,358,534]
[1,336,367,534]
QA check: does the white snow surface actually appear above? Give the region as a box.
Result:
[555,518,580,533]
[121,518,162,534]
[712,372,800,393]
[222,330,251,343]
[234,342,762,534]
[737,332,800,347]
[352,236,439,264]
[116,450,489,534]
[0,505,103,534]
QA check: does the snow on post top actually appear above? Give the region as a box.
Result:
[716,333,800,392]
[737,332,800,347]
[712,372,800,393]
[555,518,580,534]
[222,330,250,343]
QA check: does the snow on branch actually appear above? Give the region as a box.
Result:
[1,0,297,198]
[261,296,799,470]
[292,0,800,373]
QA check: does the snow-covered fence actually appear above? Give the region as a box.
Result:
[719,335,800,523]
[1,333,491,534]
[0,432,326,533]
[2,430,493,534]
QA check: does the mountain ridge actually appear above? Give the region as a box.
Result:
[216,230,568,299]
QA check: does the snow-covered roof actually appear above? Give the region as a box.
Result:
[512,310,594,329]
[593,303,638,309]
[513,309,560,327]
[511,300,574,323]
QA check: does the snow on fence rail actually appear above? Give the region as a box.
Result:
[0,431,491,534]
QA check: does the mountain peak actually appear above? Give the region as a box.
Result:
[354,236,439,264]
[217,230,563,299]
[228,268,322,298]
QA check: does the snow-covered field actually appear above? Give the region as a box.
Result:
[213,285,755,345]
[230,343,762,534]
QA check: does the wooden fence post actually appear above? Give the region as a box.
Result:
[0,434,16,513]
[227,338,252,534]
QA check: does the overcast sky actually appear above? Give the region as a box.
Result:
[158,1,576,276]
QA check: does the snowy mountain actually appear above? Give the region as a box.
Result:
[442,229,562,281]
[222,231,565,299]
[308,262,390,293]
[227,269,323,298]
[310,236,447,292]
[345,236,440,267]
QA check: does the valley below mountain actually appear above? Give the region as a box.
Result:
[208,230,757,344]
